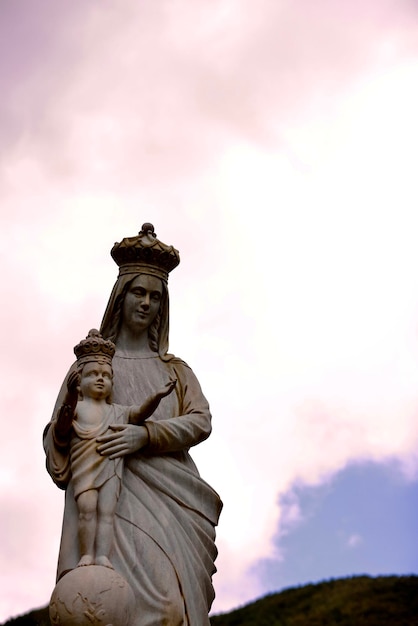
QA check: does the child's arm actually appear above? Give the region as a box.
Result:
[54,370,79,442]
[128,379,177,425]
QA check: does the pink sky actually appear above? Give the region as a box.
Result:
[1,0,418,620]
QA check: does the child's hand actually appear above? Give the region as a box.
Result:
[65,370,80,409]
[163,378,177,397]
[129,378,178,425]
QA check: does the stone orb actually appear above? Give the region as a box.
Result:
[49,565,135,626]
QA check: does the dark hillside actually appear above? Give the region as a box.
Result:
[2,575,418,626]
[210,575,418,626]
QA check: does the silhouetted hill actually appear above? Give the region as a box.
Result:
[2,607,49,626]
[210,575,418,625]
[3,575,418,626]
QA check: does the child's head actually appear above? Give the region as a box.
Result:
[78,359,113,402]
[74,329,115,403]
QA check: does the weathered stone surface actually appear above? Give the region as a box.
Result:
[49,566,135,626]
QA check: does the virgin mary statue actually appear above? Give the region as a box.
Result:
[43,224,223,626]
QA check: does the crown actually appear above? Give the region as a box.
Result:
[74,329,116,366]
[110,223,180,282]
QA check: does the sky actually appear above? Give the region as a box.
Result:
[1,0,418,620]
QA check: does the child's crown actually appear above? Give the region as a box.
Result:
[74,329,115,366]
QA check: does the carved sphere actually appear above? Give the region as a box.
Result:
[49,566,135,626]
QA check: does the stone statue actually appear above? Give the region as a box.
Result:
[57,329,176,570]
[44,224,222,626]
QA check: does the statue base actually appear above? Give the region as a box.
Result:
[49,565,135,626]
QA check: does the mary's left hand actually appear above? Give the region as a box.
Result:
[97,424,149,459]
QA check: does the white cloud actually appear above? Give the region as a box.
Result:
[347,533,363,548]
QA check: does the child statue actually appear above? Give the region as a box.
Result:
[55,329,176,569]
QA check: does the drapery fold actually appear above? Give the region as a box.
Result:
[44,355,222,625]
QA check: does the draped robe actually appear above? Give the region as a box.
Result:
[71,404,126,500]
[44,353,222,626]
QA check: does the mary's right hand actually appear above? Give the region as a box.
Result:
[96,424,149,459]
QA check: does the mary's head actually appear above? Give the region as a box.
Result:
[99,224,179,357]
[100,272,168,353]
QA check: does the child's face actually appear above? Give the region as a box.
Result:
[79,361,113,401]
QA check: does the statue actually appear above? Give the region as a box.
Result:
[44,224,222,626]
[57,329,176,570]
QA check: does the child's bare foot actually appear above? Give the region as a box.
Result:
[77,554,94,567]
[96,555,114,569]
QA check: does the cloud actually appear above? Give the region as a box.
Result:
[250,461,418,594]
[347,534,363,548]
[4,0,418,190]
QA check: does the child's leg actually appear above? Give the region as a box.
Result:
[76,489,98,566]
[95,475,120,568]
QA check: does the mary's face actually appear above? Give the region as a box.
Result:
[122,274,163,334]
